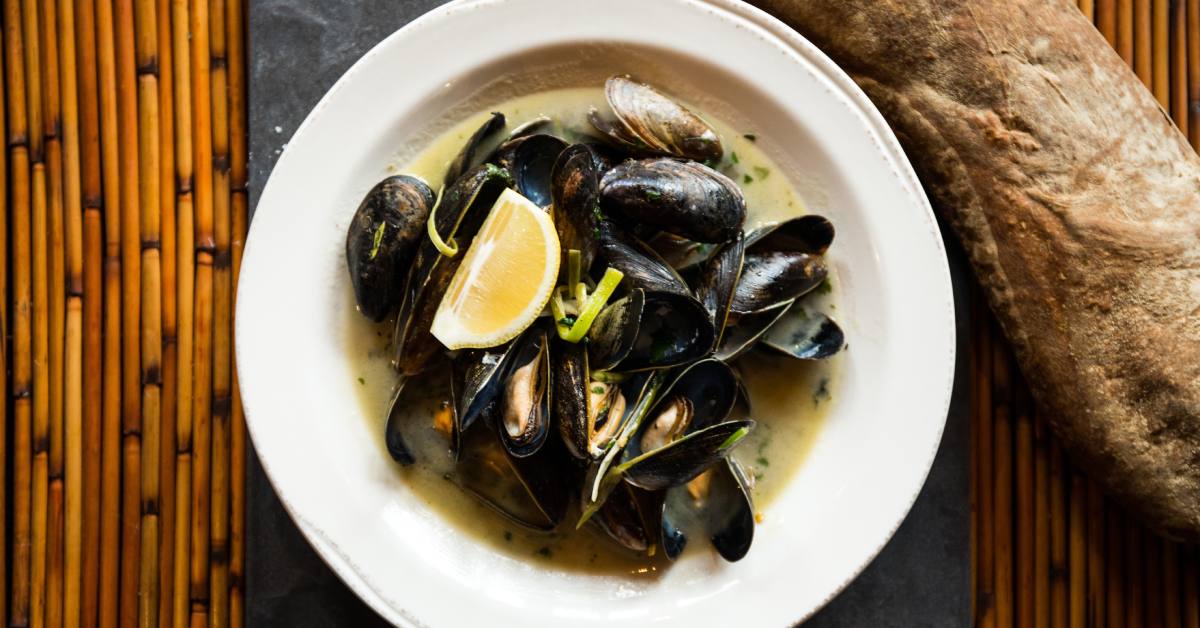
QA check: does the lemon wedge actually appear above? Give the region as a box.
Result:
[431,188,560,350]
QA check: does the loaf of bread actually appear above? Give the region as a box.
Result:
[753,0,1200,540]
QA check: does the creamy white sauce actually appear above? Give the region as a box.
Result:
[347,87,842,574]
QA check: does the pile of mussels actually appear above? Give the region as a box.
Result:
[345,77,845,563]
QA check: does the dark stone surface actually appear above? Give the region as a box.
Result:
[247,1,971,625]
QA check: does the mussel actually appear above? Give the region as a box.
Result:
[444,112,506,187]
[760,303,846,360]
[551,144,602,272]
[553,340,627,461]
[589,76,723,162]
[498,326,552,458]
[492,133,566,208]
[596,221,692,296]
[345,175,435,321]
[600,158,746,243]
[587,289,715,372]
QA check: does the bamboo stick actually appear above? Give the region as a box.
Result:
[39,1,69,624]
[1082,0,1096,22]
[1147,535,1164,627]
[1050,440,1068,628]
[1153,0,1170,107]
[1189,0,1200,149]
[190,0,216,625]
[1136,0,1153,85]
[75,0,104,623]
[226,1,247,623]
[1118,0,1135,63]
[1099,0,1117,46]
[970,293,981,623]
[977,300,996,628]
[0,6,10,626]
[1171,0,1188,127]
[1034,409,1050,628]
[993,333,1014,628]
[6,0,34,623]
[1126,525,1145,627]
[1105,506,1125,628]
[25,0,52,623]
[1086,481,1105,627]
[171,0,196,624]
[1183,549,1199,628]
[1069,470,1087,628]
[1015,377,1035,628]
[1165,542,1183,628]
[56,0,85,623]
[94,0,124,623]
[116,0,145,621]
[157,0,179,623]
[135,0,164,624]
[209,0,234,625]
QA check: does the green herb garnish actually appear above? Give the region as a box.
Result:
[536,547,553,558]
[813,377,831,406]
[743,174,754,184]
[756,457,769,467]
[504,531,513,542]
[753,166,770,179]
[743,133,757,141]
[644,188,662,201]
[816,278,833,294]
[730,151,740,164]
[719,426,750,450]
[559,315,578,327]
[591,385,605,395]
[368,222,386,260]
[357,377,366,386]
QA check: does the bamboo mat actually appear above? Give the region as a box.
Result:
[971,2,1200,626]
[0,0,248,627]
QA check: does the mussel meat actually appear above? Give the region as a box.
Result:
[498,326,552,458]
[345,175,435,322]
[553,340,627,461]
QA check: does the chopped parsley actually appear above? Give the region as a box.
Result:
[730,151,740,164]
[368,222,386,260]
[743,133,758,141]
[813,377,832,406]
[815,278,833,295]
[743,174,754,184]
[504,531,513,542]
[644,188,662,201]
[357,377,366,386]
[753,166,770,179]
[591,385,606,395]
[559,315,578,327]
[536,547,553,558]
[756,456,770,467]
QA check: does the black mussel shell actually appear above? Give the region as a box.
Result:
[345,175,435,322]
[498,326,552,458]
[621,419,755,491]
[552,339,590,461]
[602,76,723,162]
[646,232,717,272]
[729,251,827,316]
[700,458,755,562]
[452,345,512,436]
[597,221,690,296]
[551,144,602,272]
[714,302,791,362]
[746,214,835,255]
[499,132,568,206]
[444,112,505,187]
[595,482,654,553]
[600,158,746,243]
[694,233,745,344]
[760,303,846,360]
[587,289,714,372]
[508,116,553,140]
[392,165,511,375]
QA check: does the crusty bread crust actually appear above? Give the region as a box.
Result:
[754,0,1200,540]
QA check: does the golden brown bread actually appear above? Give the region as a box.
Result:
[751,0,1200,540]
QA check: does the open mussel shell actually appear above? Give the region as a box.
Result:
[599,76,723,162]
[621,419,755,491]
[498,326,552,458]
[729,251,827,316]
[694,458,755,562]
[714,301,791,362]
[551,144,602,272]
[595,482,655,553]
[345,175,435,322]
[553,340,628,462]
[392,164,512,375]
[646,232,716,272]
[587,289,715,372]
[745,214,835,255]
[455,410,574,532]
[509,134,567,208]
[451,343,513,436]
[443,112,506,187]
[600,158,746,243]
[597,221,691,296]
[760,303,846,360]
[383,358,456,465]
[694,233,745,344]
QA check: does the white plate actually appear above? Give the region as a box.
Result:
[237,0,955,625]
